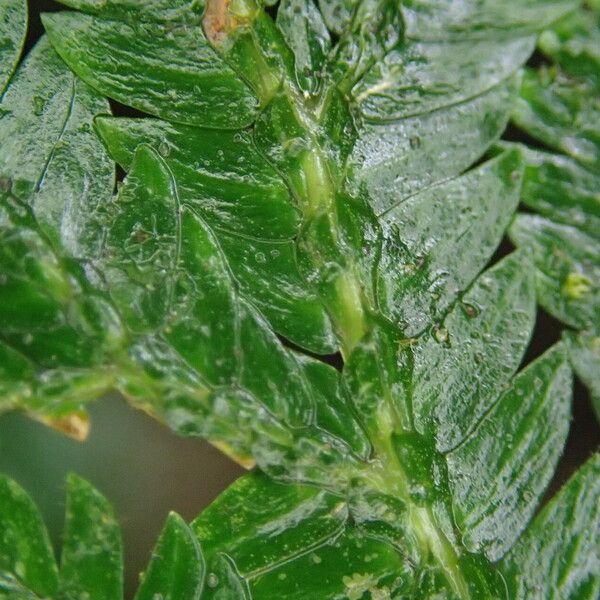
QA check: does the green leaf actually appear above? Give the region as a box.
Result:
[0,0,27,95]
[538,9,600,89]
[0,36,114,256]
[58,474,123,600]
[511,6,600,417]
[343,324,409,438]
[317,0,355,34]
[0,476,59,597]
[514,67,600,172]
[193,471,411,599]
[565,331,600,420]
[501,453,600,600]
[42,10,259,129]
[297,352,370,460]
[377,150,523,336]
[0,0,586,595]
[94,116,298,241]
[215,233,337,354]
[329,0,404,87]
[247,528,410,600]
[134,513,205,600]
[54,0,204,22]
[0,202,115,372]
[353,36,534,122]
[277,0,331,94]
[509,214,600,330]
[401,0,579,40]
[99,144,182,334]
[0,475,212,600]
[519,148,600,240]
[447,344,572,560]
[412,252,537,452]
[0,24,119,433]
[351,75,520,212]
[94,115,336,353]
[0,341,35,412]
[193,471,347,578]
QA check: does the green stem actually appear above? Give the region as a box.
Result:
[203,4,470,596]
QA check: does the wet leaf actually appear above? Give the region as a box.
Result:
[511,2,600,419]
[0,0,594,597]
[350,76,520,212]
[378,150,523,336]
[134,514,205,600]
[277,0,331,94]
[514,67,600,172]
[0,0,27,95]
[58,474,123,600]
[500,453,600,600]
[0,36,114,256]
[447,344,572,560]
[510,214,600,330]
[0,476,58,597]
[412,252,537,452]
[42,10,258,129]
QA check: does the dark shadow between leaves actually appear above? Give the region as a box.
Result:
[277,334,344,372]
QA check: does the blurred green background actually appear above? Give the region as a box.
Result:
[0,394,243,596]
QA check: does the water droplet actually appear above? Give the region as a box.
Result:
[461,301,480,318]
[32,96,45,116]
[207,573,219,588]
[158,141,171,158]
[433,326,450,345]
[255,252,267,264]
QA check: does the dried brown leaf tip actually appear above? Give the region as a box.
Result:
[37,412,91,442]
[203,0,258,46]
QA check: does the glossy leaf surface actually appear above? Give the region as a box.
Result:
[447,345,572,561]
[401,0,578,41]
[510,1,600,423]
[0,0,595,597]
[510,214,600,331]
[351,77,519,212]
[378,150,523,336]
[0,476,58,597]
[193,471,414,599]
[0,36,114,255]
[501,453,600,600]
[514,67,600,171]
[95,115,336,353]
[412,252,536,452]
[43,9,258,129]
[58,474,123,600]
[134,513,205,600]
[0,0,27,95]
